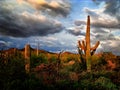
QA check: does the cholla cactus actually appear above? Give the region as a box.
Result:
[25,44,31,73]
[78,16,100,72]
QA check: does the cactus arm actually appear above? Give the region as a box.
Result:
[82,40,86,54]
[77,46,83,55]
[90,41,100,51]
[78,40,84,50]
[77,47,85,64]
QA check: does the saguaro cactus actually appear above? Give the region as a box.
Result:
[36,42,39,56]
[25,44,31,73]
[78,16,100,72]
[13,48,17,56]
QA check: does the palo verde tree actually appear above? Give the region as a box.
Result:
[78,16,100,72]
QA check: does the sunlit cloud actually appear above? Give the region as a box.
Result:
[18,0,71,17]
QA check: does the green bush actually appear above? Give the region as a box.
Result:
[30,53,48,68]
[30,54,41,68]
[49,56,57,63]
[91,55,107,71]
[38,53,48,64]
[94,76,117,90]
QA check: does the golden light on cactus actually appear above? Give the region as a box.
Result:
[25,44,31,73]
[78,15,100,72]
[36,42,39,56]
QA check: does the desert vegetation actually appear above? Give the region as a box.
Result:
[0,47,120,90]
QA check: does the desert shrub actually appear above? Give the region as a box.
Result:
[5,73,53,90]
[59,68,69,80]
[91,55,107,71]
[72,61,82,72]
[55,80,78,90]
[0,55,27,90]
[38,53,48,64]
[22,75,45,90]
[31,53,48,68]
[49,56,57,63]
[93,71,113,79]
[30,54,41,68]
[110,71,120,88]
[94,76,118,90]
[80,79,93,89]
[78,71,118,90]
[63,54,78,63]
[0,54,52,90]
[79,76,118,90]
[61,60,81,73]
[66,55,74,62]
[78,72,95,89]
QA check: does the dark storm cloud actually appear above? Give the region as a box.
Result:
[67,26,85,36]
[104,0,120,21]
[95,33,116,41]
[75,8,120,29]
[100,40,120,55]
[67,29,85,36]
[84,8,98,18]
[74,20,85,26]
[91,21,120,29]
[92,28,108,34]
[0,1,63,37]
[0,35,34,49]
[92,0,120,22]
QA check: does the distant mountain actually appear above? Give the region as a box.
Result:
[0,47,119,58]
[0,47,57,55]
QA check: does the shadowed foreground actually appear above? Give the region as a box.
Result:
[0,48,120,90]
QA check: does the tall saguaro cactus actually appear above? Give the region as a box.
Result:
[25,44,31,73]
[78,16,100,72]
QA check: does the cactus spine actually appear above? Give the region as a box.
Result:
[78,16,100,72]
[25,44,31,73]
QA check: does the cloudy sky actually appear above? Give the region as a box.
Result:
[0,0,120,55]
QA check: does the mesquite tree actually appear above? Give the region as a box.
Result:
[78,16,100,72]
